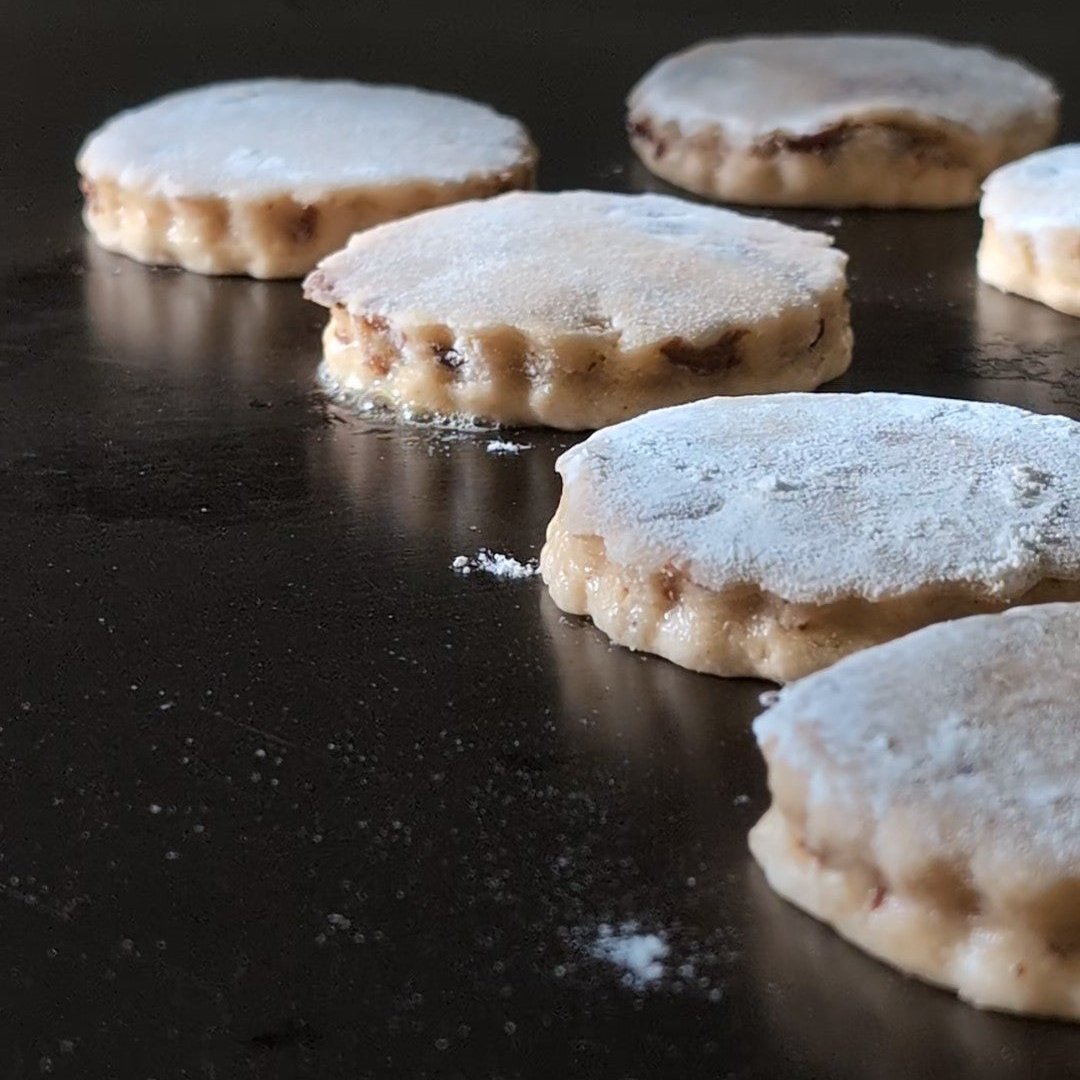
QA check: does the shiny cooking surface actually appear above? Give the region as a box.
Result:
[2,2,1079,1076]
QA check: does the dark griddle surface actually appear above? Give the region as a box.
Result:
[2,2,1080,1077]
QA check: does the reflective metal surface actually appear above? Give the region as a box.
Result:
[2,2,1079,1076]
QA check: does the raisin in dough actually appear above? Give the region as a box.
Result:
[627,36,1058,208]
[77,79,536,279]
[978,144,1080,317]
[303,191,851,430]
[751,603,1080,1019]
[540,393,1080,682]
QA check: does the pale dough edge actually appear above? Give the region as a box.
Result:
[749,807,1080,1020]
[627,113,1057,208]
[977,219,1080,318]
[79,157,536,279]
[539,515,1080,682]
[317,286,852,430]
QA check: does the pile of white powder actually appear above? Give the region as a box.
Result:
[588,922,670,988]
[452,550,540,579]
[485,439,532,455]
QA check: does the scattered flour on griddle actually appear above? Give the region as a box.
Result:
[589,922,670,987]
[486,438,532,454]
[452,550,540,578]
[570,920,728,999]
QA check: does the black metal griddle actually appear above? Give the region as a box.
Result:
[3,1,1080,1076]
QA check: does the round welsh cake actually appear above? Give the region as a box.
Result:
[77,79,536,278]
[541,392,1080,681]
[979,144,1080,317]
[304,190,852,429]
[627,35,1058,207]
[751,603,1080,1019]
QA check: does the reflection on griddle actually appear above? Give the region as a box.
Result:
[83,239,317,384]
[971,284,1080,416]
[744,866,1068,1076]
[539,590,763,783]
[310,416,569,550]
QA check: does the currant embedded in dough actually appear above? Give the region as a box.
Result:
[303,190,852,429]
[750,602,1080,1020]
[540,392,1080,681]
[77,79,536,278]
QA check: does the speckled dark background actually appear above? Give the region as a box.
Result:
[2,1,1080,1077]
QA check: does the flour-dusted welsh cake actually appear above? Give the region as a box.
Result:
[540,393,1080,682]
[627,36,1058,208]
[978,144,1080,317]
[77,79,536,278]
[303,190,852,429]
[750,603,1080,1019]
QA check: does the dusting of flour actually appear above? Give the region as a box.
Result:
[79,79,531,201]
[981,144,1080,231]
[629,37,1058,145]
[556,392,1080,603]
[755,603,1080,877]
